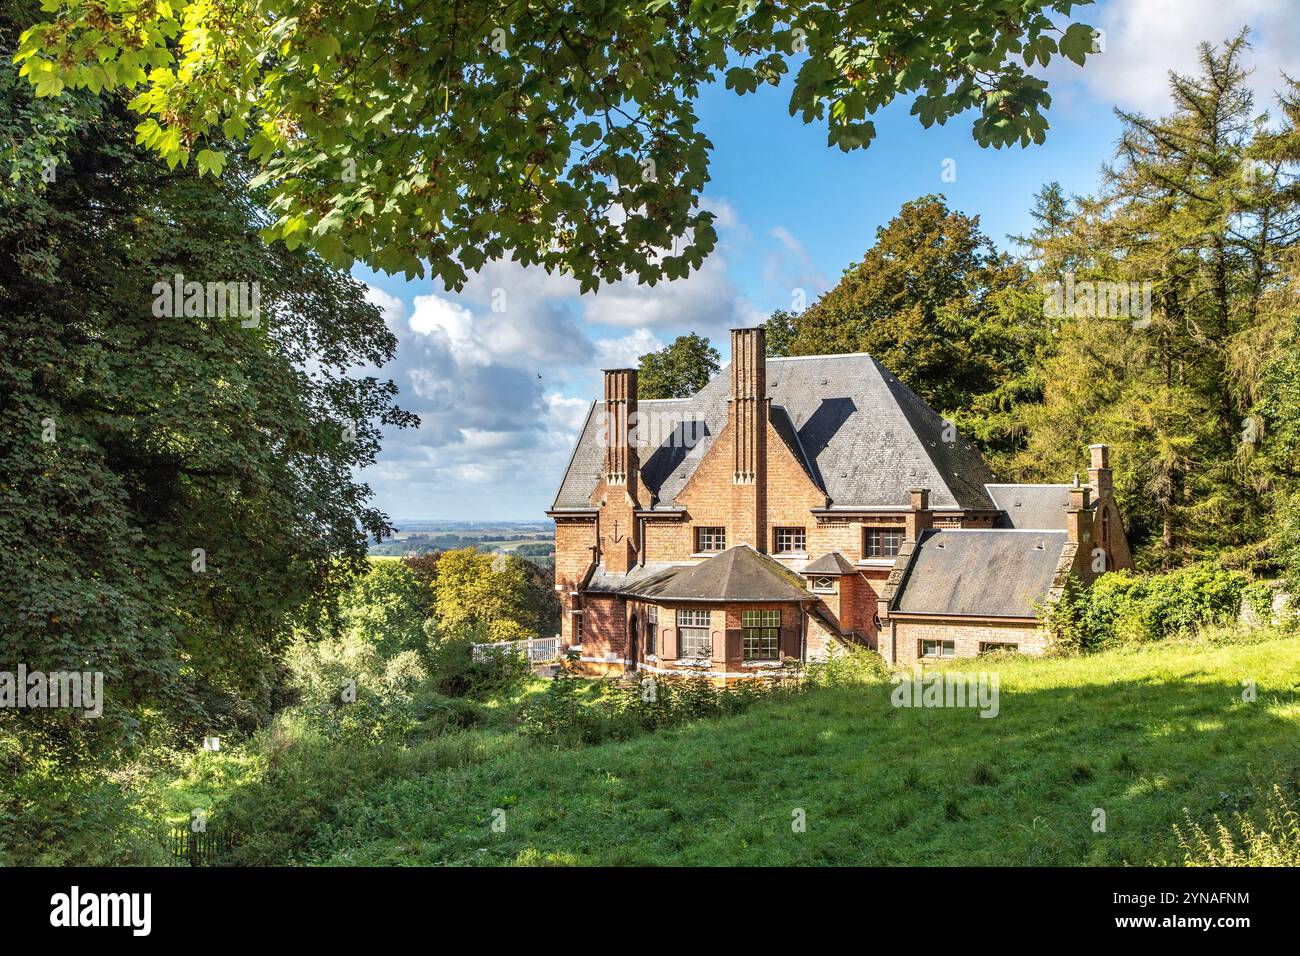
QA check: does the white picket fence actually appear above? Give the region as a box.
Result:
[472,635,561,664]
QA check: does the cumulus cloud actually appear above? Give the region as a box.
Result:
[1050,0,1300,115]
[357,195,765,517]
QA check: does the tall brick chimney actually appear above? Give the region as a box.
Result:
[905,488,933,542]
[1066,478,1092,545]
[729,327,768,550]
[1088,443,1112,501]
[597,368,640,573]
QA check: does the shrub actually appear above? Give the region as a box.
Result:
[805,644,889,686]
[1176,783,1300,866]
[425,637,532,701]
[1050,563,1250,652]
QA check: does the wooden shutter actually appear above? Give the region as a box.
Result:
[781,612,801,659]
[660,627,677,659]
[725,628,743,661]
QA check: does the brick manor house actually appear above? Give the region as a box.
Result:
[548,327,1132,678]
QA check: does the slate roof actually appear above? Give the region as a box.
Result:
[616,546,815,603]
[551,354,998,512]
[586,561,690,595]
[986,484,1074,530]
[891,529,1068,618]
[801,551,859,576]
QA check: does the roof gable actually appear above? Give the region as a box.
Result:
[553,354,998,512]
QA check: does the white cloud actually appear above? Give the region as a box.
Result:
[594,328,663,369]
[357,196,765,517]
[1057,0,1300,115]
[764,226,830,303]
[582,252,758,331]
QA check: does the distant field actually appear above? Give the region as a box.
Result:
[368,522,555,558]
[274,633,1300,865]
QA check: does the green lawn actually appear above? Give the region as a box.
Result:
[300,634,1300,866]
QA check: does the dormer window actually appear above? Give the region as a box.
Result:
[809,576,836,593]
[696,527,726,553]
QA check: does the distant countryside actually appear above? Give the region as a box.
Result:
[368,521,556,564]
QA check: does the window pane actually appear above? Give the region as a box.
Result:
[866,528,903,557]
[774,527,806,553]
[743,627,780,660]
[696,527,726,552]
[741,609,779,627]
[676,609,710,627]
[679,627,711,658]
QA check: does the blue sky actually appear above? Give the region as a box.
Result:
[356,0,1300,522]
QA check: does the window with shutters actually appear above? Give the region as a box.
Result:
[741,609,780,661]
[676,609,711,658]
[645,606,658,657]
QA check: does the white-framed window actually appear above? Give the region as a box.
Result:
[645,606,658,657]
[571,609,583,643]
[695,527,726,553]
[809,576,836,593]
[741,609,781,661]
[865,527,903,557]
[773,527,806,554]
[676,608,711,658]
[919,639,955,659]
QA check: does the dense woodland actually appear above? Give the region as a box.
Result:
[761,37,1300,579]
[2,0,1297,866]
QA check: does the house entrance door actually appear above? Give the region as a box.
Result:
[627,614,639,673]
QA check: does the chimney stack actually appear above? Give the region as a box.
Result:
[597,368,640,572]
[905,488,933,542]
[603,369,638,490]
[729,327,768,549]
[1088,443,1112,501]
[1066,479,1092,544]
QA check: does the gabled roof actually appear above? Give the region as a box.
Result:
[617,546,814,603]
[801,551,858,576]
[891,529,1068,619]
[552,354,998,512]
[986,484,1073,530]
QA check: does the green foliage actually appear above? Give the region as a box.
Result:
[1176,780,1300,866]
[0,6,415,772]
[213,634,1300,865]
[804,644,890,687]
[1011,35,1300,571]
[17,1,1097,289]
[338,559,437,659]
[518,665,800,747]
[433,548,549,642]
[772,196,1046,459]
[637,333,720,400]
[1053,564,1250,652]
[424,638,533,701]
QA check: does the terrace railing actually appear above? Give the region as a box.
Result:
[472,635,561,664]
